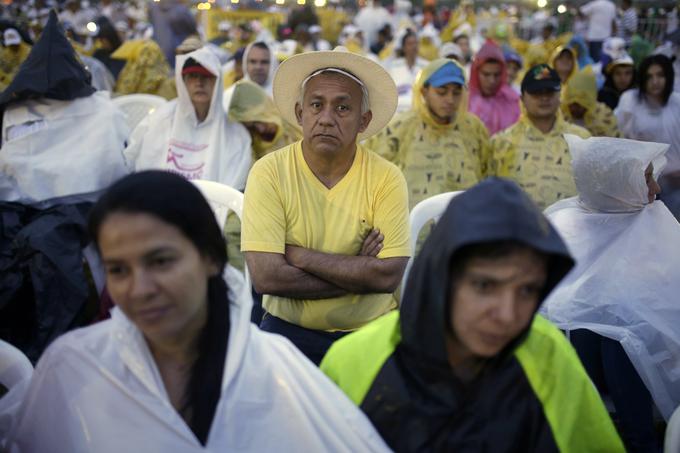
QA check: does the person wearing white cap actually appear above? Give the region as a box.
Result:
[598,54,635,110]
[242,47,410,365]
[0,28,30,92]
[3,28,21,47]
[308,24,331,51]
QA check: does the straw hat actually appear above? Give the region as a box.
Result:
[272,46,397,141]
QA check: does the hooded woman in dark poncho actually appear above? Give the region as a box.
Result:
[322,177,625,453]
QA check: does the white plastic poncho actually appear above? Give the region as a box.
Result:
[0,91,129,204]
[242,41,278,97]
[124,47,252,190]
[4,267,391,452]
[615,89,680,174]
[541,134,680,420]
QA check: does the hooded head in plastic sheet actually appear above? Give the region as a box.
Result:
[321,177,625,452]
[542,135,680,421]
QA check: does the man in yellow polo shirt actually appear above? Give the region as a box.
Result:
[242,47,410,364]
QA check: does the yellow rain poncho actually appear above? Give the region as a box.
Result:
[488,109,590,209]
[440,6,476,43]
[418,37,438,61]
[562,68,621,137]
[225,80,302,272]
[366,59,489,210]
[550,45,578,85]
[515,44,549,85]
[0,43,31,92]
[227,80,302,160]
[112,39,176,100]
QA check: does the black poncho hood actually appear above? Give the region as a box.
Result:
[0,10,94,109]
[398,177,574,388]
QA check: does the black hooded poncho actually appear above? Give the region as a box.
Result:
[321,178,625,453]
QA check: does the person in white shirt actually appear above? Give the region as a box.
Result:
[242,41,278,97]
[124,47,252,190]
[580,0,617,62]
[384,28,429,111]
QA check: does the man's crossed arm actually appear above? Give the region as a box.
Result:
[245,229,408,299]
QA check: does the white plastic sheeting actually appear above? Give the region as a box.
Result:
[3,266,391,452]
[541,135,680,420]
[0,91,129,204]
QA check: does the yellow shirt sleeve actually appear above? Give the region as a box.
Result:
[373,163,411,259]
[241,157,287,254]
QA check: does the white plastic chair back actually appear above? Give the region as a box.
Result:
[401,191,464,294]
[191,179,244,226]
[0,340,32,392]
[112,94,166,132]
[191,180,250,287]
[665,405,680,453]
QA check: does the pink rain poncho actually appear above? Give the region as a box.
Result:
[468,41,520,135]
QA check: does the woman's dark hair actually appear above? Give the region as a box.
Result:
[88,171,229,445]
[397,29,417,58]
[637,53,674,106]
[94,16,122,51]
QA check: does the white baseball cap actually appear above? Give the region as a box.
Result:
[3,28,21,46]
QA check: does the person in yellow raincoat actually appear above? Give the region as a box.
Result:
[562,67,621,137]
[112,39,176,99]
[440,0,476,43]
[0,29,31,92]
[551,45,578,85]
[515,43,549,83]
[489,64,590,209]
[226,79,302,160]
[366,58,489,211]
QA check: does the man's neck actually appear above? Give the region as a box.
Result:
[428,107,455,125]
[301,141,357,189]
[528,114,557,134]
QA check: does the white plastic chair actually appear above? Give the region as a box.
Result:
[401,191,464,293]
[665,405,680,453]
[191,180,250,286]
[0,340,32,392]
[112,94,167,132]
[191,179,244,226]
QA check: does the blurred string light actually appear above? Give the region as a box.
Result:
[557,4,567,13]
[197,2,211,9]
[86,21,97,33]
[276,0,285,4]
[297,0,305,4]
[537,0,547,8]
[314,0,325,6]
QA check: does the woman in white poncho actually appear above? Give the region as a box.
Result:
[541,134,680,452]
[124,47,252,190]
[2,171,390,453]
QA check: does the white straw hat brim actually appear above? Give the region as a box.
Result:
[273,48,397,141]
